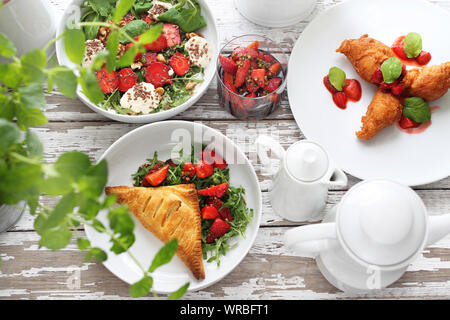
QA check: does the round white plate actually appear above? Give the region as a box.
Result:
[287,0,450,186]
[56,0,219,124]
[85,121,262,293]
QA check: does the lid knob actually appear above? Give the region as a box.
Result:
[285,141,329,182]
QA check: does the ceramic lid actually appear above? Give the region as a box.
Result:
[285,141,329,182]
[338,180,427,266]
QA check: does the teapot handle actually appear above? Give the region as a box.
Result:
[284,223,338,258]
[255,135,286,176]
[327,167,348,188]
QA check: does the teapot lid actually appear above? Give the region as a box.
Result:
[285,141,329,182]
[338,180,427,266]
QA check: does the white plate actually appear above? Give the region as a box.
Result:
[56,0,219,124]
[85,121,262,293]
[287,0,450,186]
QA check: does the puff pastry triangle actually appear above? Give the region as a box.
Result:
[105,184,205,280]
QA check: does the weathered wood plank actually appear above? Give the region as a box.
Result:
[1,229,449,299]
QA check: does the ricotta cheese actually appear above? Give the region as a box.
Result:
[82,39,105,68]
[148,1,173,21]
[119,82,162,114]
[184,36,211,69]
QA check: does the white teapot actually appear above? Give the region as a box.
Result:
[256,135,347,222]
[284,180,450,293]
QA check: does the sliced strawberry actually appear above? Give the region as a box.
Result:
[195,160,214,178]
[206,198,234,221]
[182,162,196,178]
[206,218,230,243]
[118,68,138,92]
[143,14,152,24]
[163,23,181,47]
[142,52,157,65]
[143,34,167,52]
[145,62,173,87]
[399,115,421,129]
[125,43,143,62]
[243,92,257,108]
[231,47,259,61]
[223,71,237,93]
[248,41,259,50]
[246,79,259,93]
[371,67,384,84]
[392,44,409,60]
[206,197,224,210]
[416,51,432,65]
[144,164,169,186]
[332,91,347,109]
[380,80,398,93]
[218,207,233,222]
[251,69,266,88]
[262,54,274,63]
[198,183,229,198]
[201,206,220,220]
[219,55,238,74]
[96,65,119,94]
[343,79,362,101]
[200,150,227,169]
[391,83,405,96]
[265,77,282,93]
[267,62,281,77]
[323,75,339,93]
[169,52,190,76]
[235,59,250,88]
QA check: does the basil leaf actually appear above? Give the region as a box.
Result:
[328,67,346,91]
[381,57,402,84]
[148,238,178,273]
[113,0,137,23]
[129,275,153,298]
[168,282,190,300]
[119,20,149,43]
[158,0,207,33]
[403,97,431,123]
[404,32,422,59]
[64,28,86,65]
[0,119,20,154]
[0,32,16,58]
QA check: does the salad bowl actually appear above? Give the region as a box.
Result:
[56,0,219,123]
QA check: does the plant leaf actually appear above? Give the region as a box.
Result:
[54,151,91,181]
[129,275,153,298]
[53,68,78,99]
[85,247,108,262]
[77,238,91,250]
[39,225,72,250]
[64,28,86,65]
[138,23,163,45]
[0,32,16,57]
[25,130,43,158]
[148,238,178,273]
[0,119,20,154]
[113,0,137,23]
[328,67,346,91]
[168,282,189,300]
[16,106,48,130]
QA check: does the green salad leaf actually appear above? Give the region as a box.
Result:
[158,0,207,33]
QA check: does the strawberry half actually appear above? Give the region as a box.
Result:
[143,34,167,52]
[267,62,281,77]
[343,79,362,101]
[200,150,227,170]
[251,68,266,88]
[416,51,432,65]
[231,47,259,61]
[182,162,196,178]
[399,115,421,129]
[96,65,119,94]
[143,52,157,66]
[332,91,347,109]
[169,52,190,76]
[206,218,231,243]
[235,59,250,88]
[265,77,282,93]
[118,68,138,92]
[219,55,238,74]
[144,164,169,186]
[201,206,219,220]
[144,62,173,87]
[206,198,234,222]
[198,183,229,198]
[248,41,259,50]
[162,23,181,47]
[195,160,214,178]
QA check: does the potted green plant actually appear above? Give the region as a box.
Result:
[0,0,188,299]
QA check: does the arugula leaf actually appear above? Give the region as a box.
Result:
[129,275,153,298]
[148,239,178,273]
[113,0,137,23]
[158,0,207,32]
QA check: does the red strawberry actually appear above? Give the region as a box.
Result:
[246,79,259,93]
[267,62,281,77]
[143,52,157,65]
[399,115,420,129]
[323,75,339,93]
[144,164,169,186]
[163,23,181,47]
[235,59,250,88]
[219,55,238,74]
[169,52,190,76]
[392,44,409,60]
[144,62,173,87]
[195,160,214,178]
[262,54,274,63]
[182,162,196,178]
[231,47,259,61]
[251,68,266,88]
[248,41,259,50]
[265,77,282,93]
[343,79,361,101]
[200,150,227,170]
[125,43,143,62]
[218,207,233,222]
[143,14,152,24]
[96,65,118,94]
[371,67,384,84]
[143,34,167,52]
[207,198,234,222]
[332,91,347,109]
[201,206,219,220]
[223,71,237,93]
[416,51,432,65]
[391,83,405,96]
[198,183,229,198]
[243,92,257,108]
[117,68,138,92]
[206,218,230,243]
[380,80,397,93]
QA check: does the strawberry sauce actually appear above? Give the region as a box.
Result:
[397,106,439,134]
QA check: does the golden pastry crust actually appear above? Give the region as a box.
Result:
[336,34,395,84]
[356,88,403,140]
[105,184,205,280]
[402,62,450,102]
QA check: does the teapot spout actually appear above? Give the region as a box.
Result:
[427,214,450,246]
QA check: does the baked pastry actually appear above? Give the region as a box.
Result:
[356,88,403,140]
[336,34,395,84]
[105,184,205,280]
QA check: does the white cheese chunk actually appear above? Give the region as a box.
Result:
[119,82,162,114]
[184,36,211,69]
[82,39,105,68]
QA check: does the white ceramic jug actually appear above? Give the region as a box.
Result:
[284,180,450,293]
[256,135,347,222]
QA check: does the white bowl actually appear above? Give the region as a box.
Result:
[55,0,219,123]
[85,121,262,293]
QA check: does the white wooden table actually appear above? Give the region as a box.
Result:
[1,0,450,300]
